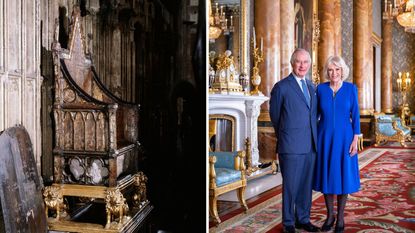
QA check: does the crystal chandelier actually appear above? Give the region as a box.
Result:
[383,0,415,33]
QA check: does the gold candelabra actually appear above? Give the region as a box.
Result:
[250,29,264,96]
[397,71,412,123]
[397,71,412,104]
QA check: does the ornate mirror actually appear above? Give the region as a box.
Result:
[209,0,249,76]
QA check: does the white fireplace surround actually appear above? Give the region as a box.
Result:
[209,94,269,166]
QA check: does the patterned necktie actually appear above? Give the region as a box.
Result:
[301,79,310,106]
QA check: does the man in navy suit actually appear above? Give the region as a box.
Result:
[269,48,319,233]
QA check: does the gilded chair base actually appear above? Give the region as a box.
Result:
[47,202,152,233]
[375,139,407,147]
[209,181,248,224]
[44,173,152,232]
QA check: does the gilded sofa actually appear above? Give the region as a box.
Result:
[374,113,411,147]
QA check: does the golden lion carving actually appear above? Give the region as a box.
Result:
[105,189,129,229]
[43,186,65,220]
[133,172,148,207]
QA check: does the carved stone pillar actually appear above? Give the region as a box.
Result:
[280,0,295,78]
[318,0,341,82]
[381,19,393,113]
[255,0,280,164]
[353,0,373,115]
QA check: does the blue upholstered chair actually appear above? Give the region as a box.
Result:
[374,113,410,147]
[209,150,248,224]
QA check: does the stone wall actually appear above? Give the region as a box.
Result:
[0,0,42,172]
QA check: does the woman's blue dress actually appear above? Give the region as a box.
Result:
[313,82,361,194]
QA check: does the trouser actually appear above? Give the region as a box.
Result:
[279,150,316,227]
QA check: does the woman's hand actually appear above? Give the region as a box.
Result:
[349,135,359,156]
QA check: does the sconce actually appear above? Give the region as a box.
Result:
[397,71,411,92]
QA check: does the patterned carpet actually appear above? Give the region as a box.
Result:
[210,148,415,233]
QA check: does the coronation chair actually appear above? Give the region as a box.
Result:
[43,7,151,232]
[209,146,248,224]
[374,113,411,147]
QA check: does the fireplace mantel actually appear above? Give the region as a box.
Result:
[209,94,269,166]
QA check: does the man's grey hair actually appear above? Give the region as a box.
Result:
[290,48,312,65]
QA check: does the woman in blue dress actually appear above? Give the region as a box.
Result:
[313,56,360,233]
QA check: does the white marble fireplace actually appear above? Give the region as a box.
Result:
[209,94,269,166]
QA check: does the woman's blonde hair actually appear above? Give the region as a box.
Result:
[322,55,350,81]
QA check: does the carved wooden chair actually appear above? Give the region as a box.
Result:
[43,7,151,231]
[209,147,248,224]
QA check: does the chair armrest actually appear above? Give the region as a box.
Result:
[392,121,405,136]
[390,117,411,133]
[234,151,246,171]
[209,156,217,189]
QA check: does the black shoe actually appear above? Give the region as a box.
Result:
[321,217,335,232]
[295,222,320,232]
[334,224,344,233]
[283,225,296,233]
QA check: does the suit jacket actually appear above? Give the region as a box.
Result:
[269,74,317,154]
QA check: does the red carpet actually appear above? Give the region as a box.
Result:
[210,148,415,233]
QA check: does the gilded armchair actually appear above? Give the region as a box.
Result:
[374,113,410,147]
[209,149,248,224]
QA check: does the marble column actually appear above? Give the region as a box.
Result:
[367,0,374,109]
[279,0,295,79]
[353,0,374,115]
[334,0,342,55]
[255,0,280,164]
[318,0,342,82]
[381,18,393,113]
[255,0,281,111]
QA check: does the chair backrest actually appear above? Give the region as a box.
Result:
[209,151,241,169]
[374,113,397,136]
